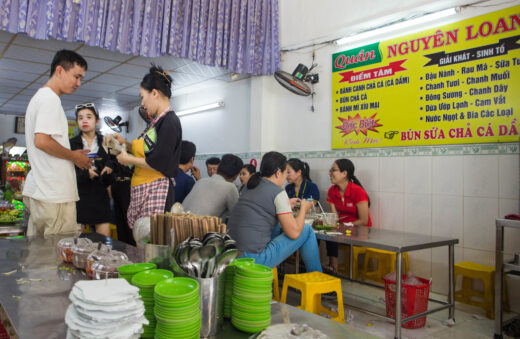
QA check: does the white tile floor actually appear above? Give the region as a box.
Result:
[281,277,518,338]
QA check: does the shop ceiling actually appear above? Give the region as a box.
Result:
[0,31,249,117]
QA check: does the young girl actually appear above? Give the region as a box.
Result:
[112,65,182,229]
[326,158,371,272]
[70,103,114,236]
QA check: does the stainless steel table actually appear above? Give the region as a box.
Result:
[315,225,459,339]
[0,233,380,339]
[0,233,143,339]
[494,218,520,339]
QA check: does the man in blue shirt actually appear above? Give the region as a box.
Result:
[173,141,200,203]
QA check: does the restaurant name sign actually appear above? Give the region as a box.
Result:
[331,5,520,148]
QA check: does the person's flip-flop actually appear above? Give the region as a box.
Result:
[323,265,337,274]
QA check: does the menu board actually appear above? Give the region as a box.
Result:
[68,120,78,138]
[332,5,520,148]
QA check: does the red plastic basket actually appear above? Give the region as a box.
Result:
[382,275,432,329]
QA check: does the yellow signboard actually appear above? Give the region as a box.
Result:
[68,120,78,138]
[332,6,520,148]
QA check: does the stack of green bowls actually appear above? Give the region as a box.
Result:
[131,269,173,338]
[231,263,273,333]
[117,263,157,282]
[154,277,201,339]
[224,258,255,318]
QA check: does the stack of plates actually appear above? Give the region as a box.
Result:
[224,258,255,318]
[131,269,173,338]
[65,279,148,338]
[154,277,201,339]
[231,263,273,333]
[118,263,157,282]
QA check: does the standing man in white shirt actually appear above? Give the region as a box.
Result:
[22,50,91,236]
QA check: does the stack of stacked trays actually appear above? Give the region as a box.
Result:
[117,263,157,283]
[131,269,173,338]
[154,277,201,339]
[231,263,273,333]
[224,258,255,318]
[65,279,148,338]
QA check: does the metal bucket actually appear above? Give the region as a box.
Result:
[197,274,225,338]
[144,243,170,269]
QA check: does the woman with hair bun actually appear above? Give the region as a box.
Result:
[228,152,322,272]
[112,65,182,229]
[326,158,371,272]
[285,158,320,203]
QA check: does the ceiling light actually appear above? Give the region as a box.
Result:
[335,8,457,46]
[177,101,225,117]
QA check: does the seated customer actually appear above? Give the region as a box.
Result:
[326,158,371,272]
[205,157,220,177]
[173,140,200,203]
[239,164,256,194]
[285,158,319,202]
[182,154,243,219]
[228,152,322,272]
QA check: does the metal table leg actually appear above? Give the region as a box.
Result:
[295,250,300,274]
[494,222,504,339]
[448,244,455,321]
[395,252,402,339]
[349,245,353,280]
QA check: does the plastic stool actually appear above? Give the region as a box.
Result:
[338,245,366,279]
[362,248,409,283]
[273,267,280,301]
[454,261,495,319]
[281,272,345,323]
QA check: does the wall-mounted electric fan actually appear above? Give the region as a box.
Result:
[104,116,129,133]
[274,63,319,96]
[138,106,152,125]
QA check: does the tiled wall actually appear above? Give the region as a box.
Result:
[196,143,519,294]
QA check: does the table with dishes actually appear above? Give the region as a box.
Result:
[313,224,459,339]
[0,232,379,338]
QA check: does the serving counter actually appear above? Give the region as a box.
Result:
[0,233,378,339]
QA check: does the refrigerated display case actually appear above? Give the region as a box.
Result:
[2,157,30,193]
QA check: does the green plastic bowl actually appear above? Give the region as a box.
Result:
[230,258,255,266]
[154,277,199,299]
[118,262,157,275]
[231,295,271,310]
[131,269,173,287]
[155,309,201,325]
[231,318,270,333]
[232,309,270,322]
[236,263,273,278]
[155,292,199,307]
[234,274,273,285]
[154,303,199,318]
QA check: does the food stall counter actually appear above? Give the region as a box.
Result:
[0,233,379,338]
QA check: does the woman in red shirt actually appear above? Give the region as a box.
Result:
[326,158,371,272]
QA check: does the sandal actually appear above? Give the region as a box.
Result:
[323,265,337,274]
